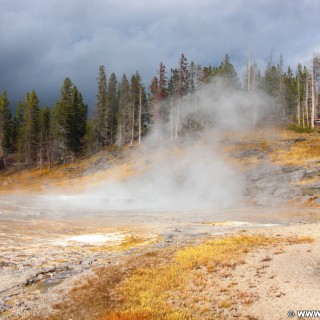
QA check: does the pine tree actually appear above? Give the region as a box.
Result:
[245,55,261,125]
[67,86,87,154]
[175,54,190,138]
[168,68,179,139]
[168,68,179,98]
[217,54,240,89]
[0,91,12,167]
[283,66,296,115]
[178,53,189,97]
[158,62,168,132]
[150,75,159,128]
[93,65,108,149]
[53,78,72,163]
[129,72,142,145]
[20,90,41,166]
[43,107,53,172]
[276,54,286,117]
[106,73,118,144]
[16,101,24,170]
[117,74,130,148]
[53,78,87,162]
[189,61,196,94]
[37,107,52,175]
[83,120,95,155]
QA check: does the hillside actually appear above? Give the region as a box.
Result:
[1,125,320,320]
[1,126,320,207]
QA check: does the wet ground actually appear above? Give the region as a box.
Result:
[1,192,320,319]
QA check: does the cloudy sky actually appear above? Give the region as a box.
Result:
[1,0,320,109]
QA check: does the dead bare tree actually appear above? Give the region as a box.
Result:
[138,86,142,145]
[297,72,301,125]
[245,53,258,125]
[305,73,310,127]
[175,54,189,139]
[311,52,320,128]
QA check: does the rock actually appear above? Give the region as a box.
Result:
[25,279,35,286]
[309,181,320,188]
[281,166,304,173]
[245,162,307,204]
[285,169,305,182]
[0,303,11,312]
[305,169,320,178]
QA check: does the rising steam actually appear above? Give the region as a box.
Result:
[31,77,274,212]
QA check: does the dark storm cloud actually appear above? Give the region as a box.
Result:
[0,0,319,109]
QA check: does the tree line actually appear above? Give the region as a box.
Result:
[0,52,319,171]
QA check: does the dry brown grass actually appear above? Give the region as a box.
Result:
[0,146,140,194]
[101,312,151,320]
[103,235,313,320]
[223,139,270,156]
[19,234,313,320]
[221,127,320,169]
[269,130,320,166]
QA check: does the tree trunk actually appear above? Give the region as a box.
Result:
[306,77,309,127]
[130,102,135,146]
[48,132,52,172]
[297,74,301,125]
[311,62,316,129]
[118,123,122,150]
[175,98,180,139]
[170,98,173,140]
[40,149,43,176]
[252,69,257,125]
[138,86,142,145]
[247,55,251,92]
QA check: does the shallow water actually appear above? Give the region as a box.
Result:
[0,194,320,239]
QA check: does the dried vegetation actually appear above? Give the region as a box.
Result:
[21,234,313,320]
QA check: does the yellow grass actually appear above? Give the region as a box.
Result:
[294,176,319,186]
[20,234,313,320]
[269,130,320,166]
[0,147,140,194]
[107,235,313,320]
[89,235,157,253]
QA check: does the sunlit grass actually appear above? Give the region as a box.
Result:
[101,312,151,320]
[89,235,156,253]
[269,130,320,166]
[20,234,313,320]
[107,235,313,320]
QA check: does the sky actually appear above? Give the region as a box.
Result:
[1,0,320,110]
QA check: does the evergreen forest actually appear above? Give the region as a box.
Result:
[1,52,320,171]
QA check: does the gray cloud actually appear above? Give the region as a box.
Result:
[1,0,320,108]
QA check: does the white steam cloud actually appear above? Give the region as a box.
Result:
[35,78,274,212]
